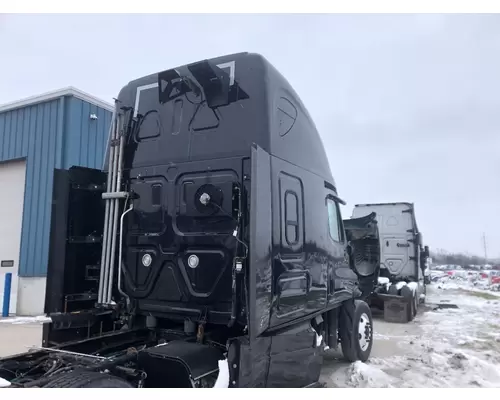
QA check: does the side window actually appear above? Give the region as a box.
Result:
[285,191,299,245]
[279,173,304,256]
[327,198,342,242]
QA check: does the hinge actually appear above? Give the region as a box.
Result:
[85,265,100,281]
[71,183,105,192]
[68,235,102,244]
[102,191,129,200]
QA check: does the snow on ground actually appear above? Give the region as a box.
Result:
[0,315,51,325]
[320,283,500,388]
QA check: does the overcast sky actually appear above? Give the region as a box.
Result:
[1,14,499,257]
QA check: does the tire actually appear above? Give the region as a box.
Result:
[339,299,373,362]
[412,290,418,318]
[43,370,134,388]
[388,284,399,296]
[400,286,415,322]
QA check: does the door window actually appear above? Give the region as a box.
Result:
[327,198,343,243]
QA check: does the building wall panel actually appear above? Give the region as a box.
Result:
[0,94,112,278]
[63,97,111,170]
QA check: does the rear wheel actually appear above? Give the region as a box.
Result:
[411,292,418,318]
[43,370,134,388]
[400,286,416,321]
[339,299,373,362]
[420,282,427,304]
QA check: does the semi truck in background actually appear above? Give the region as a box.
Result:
[0,52,376,388]
[349,203,430,323]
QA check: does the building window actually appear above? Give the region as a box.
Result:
[327,198,342,243]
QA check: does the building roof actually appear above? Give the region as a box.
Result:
[0,86,114,113]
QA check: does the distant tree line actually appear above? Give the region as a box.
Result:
[430,250,498,267]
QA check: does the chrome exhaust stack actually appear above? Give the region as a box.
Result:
[97,109,116,304]
[98,106,130,306]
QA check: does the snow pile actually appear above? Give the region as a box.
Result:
[395,281,407,290]
[377,277,390,285]
[377,277,391,291]
[213,359,230,388]
[0,377,11,388]
[407,281,418,293]
[347,360,396,388]
[0,315,51,325]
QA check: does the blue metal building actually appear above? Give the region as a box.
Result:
[0,88,112,315]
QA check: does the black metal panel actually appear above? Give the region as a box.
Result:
[45,166,106,315]
[228,321,322,388]
[45,168,70,314]
[116,52,334,186]
[227,335,271,388]
[266,322,323,388]
[138,341,223,387]
[118,53,269,170]
[111,52,355,337]
[343,212,381,297]
[265,153,354,333]
[249,145,273,339]
[122,157,245,323]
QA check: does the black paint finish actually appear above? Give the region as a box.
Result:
[115,52,356,331]
[3,52,365,388]
[113,52,358,386]
[138,341,223,387]
[114,52,334,185]
[227,321,323,388]
[45,167,106,315]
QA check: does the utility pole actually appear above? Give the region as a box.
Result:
[482,232,488,264]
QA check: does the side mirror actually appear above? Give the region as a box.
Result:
[344,242,353,265]
[345,242,353,256]
[424,245,430,259]
[415,232,423,246]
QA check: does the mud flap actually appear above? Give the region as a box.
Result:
[339,299,355,340]
[137,341,224,387]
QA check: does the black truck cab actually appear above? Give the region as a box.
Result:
[116,52,356,332]
[0,52,373,389]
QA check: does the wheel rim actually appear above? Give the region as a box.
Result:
[358,312,372,351]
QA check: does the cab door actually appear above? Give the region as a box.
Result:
[325,193,357,305]
[248,144,273,340]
